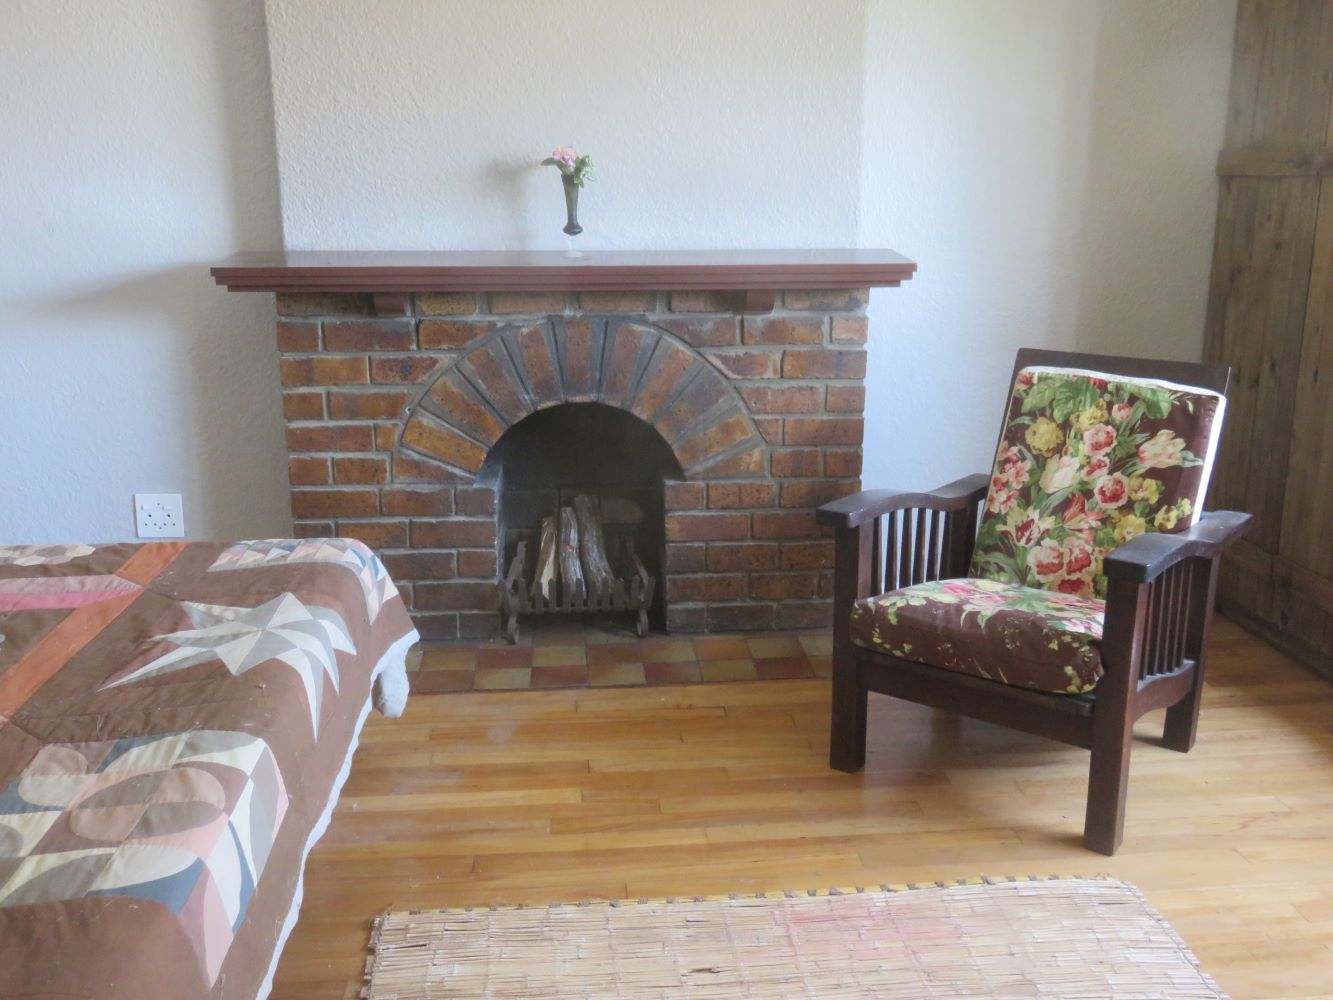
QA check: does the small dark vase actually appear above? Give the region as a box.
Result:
[561,174,583,237]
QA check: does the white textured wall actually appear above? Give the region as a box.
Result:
[859,0,1236,491]
[0,0,1235,541]
[0,0,290,543]
[263,0,867,250]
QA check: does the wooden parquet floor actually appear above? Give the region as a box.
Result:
[272,618,1333,999]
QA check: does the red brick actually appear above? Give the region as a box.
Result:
[753,510,821,540]
[291,489,378,519]
[676,411,756,469]
[288,456,329,485]
[781,349,866,379]
[463,342,530,424]
[458,612,500,638]
[655,366,732,442]
[782,541,836,570]
[708,350,780,379]
[514,324,561,405]
[669,290,738,312]
[780,479,857,508]
[742,316,823,346]
[489,291,566,314]
[665,512,749,542]
[695,445,766,478]
[819,571,836,599]
[783,288,868,311]
[740,384,822,414]
[411,613,459,641]
[283,391,324,420]
[456,487,497,516]
[557,318,597,398]
[371,355,443,384]
[631,340,697,422]
[824,449,863,477]
[382,551,457,581]
[375,424,399,450]
[578,290,657,312]
[599,324,646,406]
[666,605,709,631]
[280,356,368,386]
[401,416,486,471]
[418,320,492,350]
[831,316,869,344]
[326,390,411,421]
[457,549,498,577]
[415,292,477,315]
[771,448,821,477]
[424,372,506,445]
[708,482,777,508]
[414,581,496,611]
[381,487,455,516]
[665,543,706,572]
[666,574,747,602]
[411,519,496,548]
[392,451,469,484]
[706,542,779,571]
[293,520,333,538]
[749,572,819,600]
[338,520,408,548]
[825,385,865,412]
[276,292,368,316]
[664,482,706,510]
[276,320,319,352]
[754,418,783,444]
[656,316,739,348]
[286,423,374,453]
[780,600,834,628]
[706,603,774,630]
[323,319,415,352]
[332,456,389,484]
[784,418,864,446]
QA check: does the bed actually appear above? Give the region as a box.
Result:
[0,538,418,999]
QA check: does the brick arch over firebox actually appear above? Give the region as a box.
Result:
[392,319,765,483]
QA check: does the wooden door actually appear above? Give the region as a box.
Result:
[1204,0,1333,675]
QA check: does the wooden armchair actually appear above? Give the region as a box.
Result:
[818,349,1250,854]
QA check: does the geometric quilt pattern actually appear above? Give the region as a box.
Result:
[0,730,288,987]
[207,538,398,623]
[99,593,356,739]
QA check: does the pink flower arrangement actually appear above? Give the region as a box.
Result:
[542,145,594,187]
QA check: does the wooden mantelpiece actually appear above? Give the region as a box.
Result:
[211,249,916,314]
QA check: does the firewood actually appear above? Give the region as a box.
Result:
[558,506,585,601]
[532,514,559,602]
[574,494,615,596]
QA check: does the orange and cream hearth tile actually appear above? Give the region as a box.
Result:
[408,623,830,692]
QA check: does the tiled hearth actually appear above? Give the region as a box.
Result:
[211,250,916,643]
[407,622,833,693]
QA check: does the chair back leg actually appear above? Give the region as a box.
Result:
[1162,556,1221,753]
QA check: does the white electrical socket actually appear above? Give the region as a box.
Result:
[134,493,185,538]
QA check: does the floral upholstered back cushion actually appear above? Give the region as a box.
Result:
[969,365,1224,599]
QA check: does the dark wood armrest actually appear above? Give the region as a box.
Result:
[816,473,990,529]
[1103,510,1251,583]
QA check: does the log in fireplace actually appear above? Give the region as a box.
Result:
[211,250,916,639]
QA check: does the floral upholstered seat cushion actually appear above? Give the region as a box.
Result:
[849,578,1106,694]
[969,366,1225,599]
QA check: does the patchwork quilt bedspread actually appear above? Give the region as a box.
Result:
[0,538,418,999]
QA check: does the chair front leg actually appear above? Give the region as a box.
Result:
[1084,576,1148,855]
[829,521,874,773]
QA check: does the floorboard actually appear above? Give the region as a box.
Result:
[272,618,1333,999]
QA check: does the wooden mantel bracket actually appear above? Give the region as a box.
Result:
[210,249,917,314]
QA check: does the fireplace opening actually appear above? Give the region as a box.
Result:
[477,402,684,636]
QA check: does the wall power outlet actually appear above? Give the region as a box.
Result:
[134,493,185,538]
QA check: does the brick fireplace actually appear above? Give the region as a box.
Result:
[212,251,916,640]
